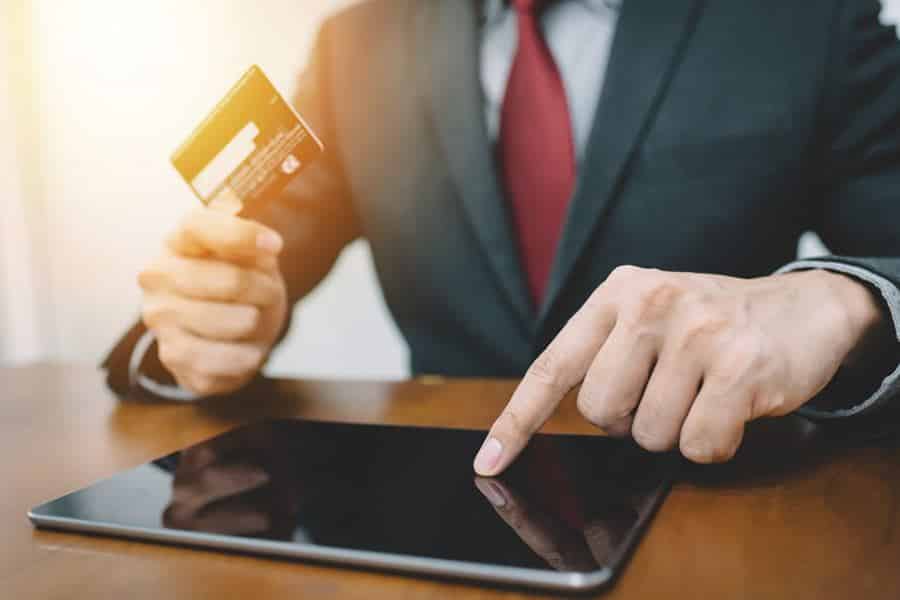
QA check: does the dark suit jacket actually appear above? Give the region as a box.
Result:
[106,0,900,413]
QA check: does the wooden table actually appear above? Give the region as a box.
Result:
[3,364,899,599]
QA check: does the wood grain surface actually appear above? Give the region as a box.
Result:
[2,364,899,599]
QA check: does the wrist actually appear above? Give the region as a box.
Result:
[811,270,885,363]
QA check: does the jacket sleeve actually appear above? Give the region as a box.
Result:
[780,0,900,418]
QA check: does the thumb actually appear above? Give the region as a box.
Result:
[168,207,283,269]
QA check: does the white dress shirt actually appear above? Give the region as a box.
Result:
[480,0,622,161]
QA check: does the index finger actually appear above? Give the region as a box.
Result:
[168,207,283,268]
[473,293,617,476]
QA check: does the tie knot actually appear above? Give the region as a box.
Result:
[510,0,547,14]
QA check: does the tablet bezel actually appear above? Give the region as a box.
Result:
[29,510,619,591]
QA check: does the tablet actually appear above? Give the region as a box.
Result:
[29,419,675,592]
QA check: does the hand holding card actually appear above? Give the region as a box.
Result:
[138,207,288,396]
[137,66,320,397]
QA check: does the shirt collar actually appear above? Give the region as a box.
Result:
[482,0,622,27]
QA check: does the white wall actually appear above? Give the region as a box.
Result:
[24,0,408,378]
[0,17,41,364]
[886,0,900,28]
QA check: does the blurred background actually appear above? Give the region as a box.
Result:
[1,1,898,378]
[0,0,408,378]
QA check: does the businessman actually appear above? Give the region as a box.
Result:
[107,0,900,473]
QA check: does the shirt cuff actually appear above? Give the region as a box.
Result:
[776,260,900,419]
[128,330,199,402]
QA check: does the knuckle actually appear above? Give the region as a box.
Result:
[679,419,740,463]
[581,286,609,314]
[732,333,765,364]
[630,419,674,453]
[215,267,249,301]
[232,306,262,337]
[137,265,164,291]
[752,390,790,417]
[576,390,623,428]
[674,309,729,350]
[497,408,531,441]
[527,347,571,392]
[622,275,683,327]
[141,301,170,329]
[603,413,634,438]
[220,225,252,252]
[713,329,767,378]
[575,393,601,425]
[680,438,736,464]
[641,278,680,307]
[679,440,707,463]
[607,265,643,286]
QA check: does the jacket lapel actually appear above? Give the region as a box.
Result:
[424,1,535,330]
[538,0,705,323]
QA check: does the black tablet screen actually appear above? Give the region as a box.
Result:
[33,419,674,574]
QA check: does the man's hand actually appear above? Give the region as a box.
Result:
[475,266,884,473]
[138,207,288,397]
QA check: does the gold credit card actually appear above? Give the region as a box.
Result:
[171,65,323,214]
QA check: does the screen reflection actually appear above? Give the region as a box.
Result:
[159,420,672,572]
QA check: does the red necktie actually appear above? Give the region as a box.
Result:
[499,0,576,306]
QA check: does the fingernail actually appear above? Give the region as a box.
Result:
[474,437,503,474]
[475,479,508,508]
[256,231,282,254]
